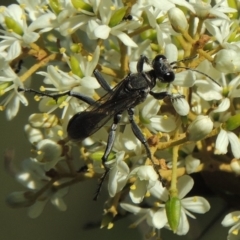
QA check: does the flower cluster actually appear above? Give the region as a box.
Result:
[1,0,240,239]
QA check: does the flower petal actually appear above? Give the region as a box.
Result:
[152,208,168,229]
[111,29,137,47]
[94,24,111,39]
[215,129,229,154]
[181,196,210,214]
[178,175,194,199]
[28,200,47,218]
[175,208,189,235]
[228,131,240,159]
[185,155,200,174]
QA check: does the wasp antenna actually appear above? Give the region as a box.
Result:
[170,55,198,65]
[173,66,221,87]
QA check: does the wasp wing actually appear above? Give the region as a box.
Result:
[67,74,145,141]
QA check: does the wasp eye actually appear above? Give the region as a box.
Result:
[163,72,175,82]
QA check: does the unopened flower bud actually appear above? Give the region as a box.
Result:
[4,16,23,35]
[168,8,188,33]
[109,7,127,27]
[213,49,240,73]
[187,115,213,141]
[70,55,84,78]
[49,0,62,14]
[166,196,181,233]
[71,0,93,12]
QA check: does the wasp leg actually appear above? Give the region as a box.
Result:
[93,69,112,92]
[127,108,162,180]
[67,91,96,105]
[149,91,172,100]
[18,87,95,105]
[93,112,122,200]
[150,91,185,101]
[14,59,24,74]
[137,55,150,73]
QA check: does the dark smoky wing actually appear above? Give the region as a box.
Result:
[83,78,128,112]
[67,110,111,141]
[67,80,142,141]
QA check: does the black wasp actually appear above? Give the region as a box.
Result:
[19,54,219,200]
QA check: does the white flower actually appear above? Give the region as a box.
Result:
[205,19,231,45]
[190,0,236,20]
[0,66,28,120]
[16,0,48,21]
[129,165,158,203]
[27,184,68,219]
[0,4,40,60]
[24,122,66,171]
[172,143,201,174]
[140,97,177,133]
[151,175,210,235]
[37,46,100,120]
[85,0,138,47]
[122,176,210,235]
[144,0,195,13]
[106,151,129,197]
[7,157,68,218]
[175,59,223,101]
[222,211,240,240]
[175,176,210,235]
[141,7,173,48]
[113,124,143,156]
[213,48,240,73]
[120,202,166,238]
[35,139,63,171]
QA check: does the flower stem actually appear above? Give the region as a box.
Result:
[169,145,179,197]
[20,53,59,82]
[128,25,152,37]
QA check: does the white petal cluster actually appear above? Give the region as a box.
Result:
[6,158,68,218]
[129,165,158,203]
[1,0,240,238]
[122,176,210,235]
[222,211,240,240]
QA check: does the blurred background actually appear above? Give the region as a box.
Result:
[0,1,235,239]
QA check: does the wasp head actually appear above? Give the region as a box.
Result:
[152,55,175,83]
